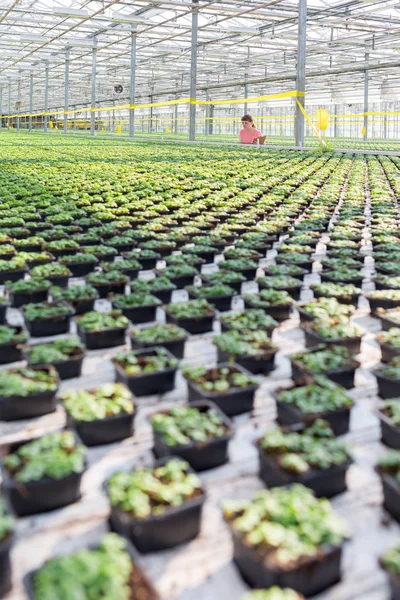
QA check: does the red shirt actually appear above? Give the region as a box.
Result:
[240,128,262,144]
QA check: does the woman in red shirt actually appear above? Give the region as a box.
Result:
[239,114,264,144]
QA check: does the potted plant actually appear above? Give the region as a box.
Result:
[17,251,54,269]
[290,345,359,389]
[25,533,160,600]
[274,376,353,436]
[165,253,205,270]
[158,264,198,288]
[301,317,363,354]
[244,289,293,321]
[213,330,277,375]
[224,247,261,261]
[256,419,352,497]
[75,309,129,349]
[219,258,259,280]
[182,243,217,263]
[62,383,136,446]
[242,588,303,600]
[0,296,8,325]
[223,484,348,596]
[0,496,14,598]
[0,365,59,421]
[0,256,28,284]
[150,402,233,471]
[102,258,142,279]
[320,267,363,287]
[377,329,400,363]
[380,543,400,600]
[376,307,400,331]
[23,301,74,337]
[321,257,362,271]
[257,276,302,302]
[130,323,188,358]
[311,282,361,306]
[375,359,400,399]
[13,235,44,252]
[276,252,313,270]
[186,283,236,312]
[376,450,400,523]
[58,252,98,277]
[220,309,278,336]
[0,244,15,260]
[141,238,177,257]
[183,363,259,416]
[297,297,354,324]
[264,264,308,279]
[111,292,161,324]
[46,238,80,257]
[31,262,72,287]
[201,270,246,293]
[106,458,205,552]
[122,248,161,270]
[6,277,52,308]
[84,244,118,262]
[0,325,27,364]
[113,347,178,397]
[86,270,129,298]
[24,337,86,380]
[378,400,400,449]
[165,299,215,334]
[131,276,177,304]
[51,284,99,315]
[367,290,400,314]
[1,430,86,516]
[374,274,400,291]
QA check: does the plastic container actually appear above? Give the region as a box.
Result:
[107,456,206,553]
[369,297,400,315]
[66,409,136,447]
[258,283,302,302]
[274,392,352,436]
[0,432,86,516]
[230,528,343,597]
[70,298,96,316]
[379,470,400,524]
[188,291,235,312]
[312,288,359,306]
[151,401,234,471]
[378,409,400,449]
[130,332,188,359]
[10,288,49,308]
[165,309,215,335]
[290,357,359,390]
[378,341,400,363]
[244,298,292,322]
[320,273,364,288]
[217,347,276,375]
[0,304,7,325]
[0,533,13,598]
[377,313,400,332]
[77,324,127,350]
[90,281,127,299]
[114,347,178,397]
[46,273,71,288]
[23,538,160,600]
[186,363,259,416]
[112,302,160,325]
[257,441,351,498]
[0,268,27,285]
[25,314,72,337]
[302,325,362,355]
[64,261,98,278]
[0,366,59,421]
[151,288,175,304]
[25,349,85,380]
[0,326,25,364]
[374,370,400,399]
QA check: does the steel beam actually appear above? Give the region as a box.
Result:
[44,62,49,133]
[244,74,248,115]
[363,52,369,142]
[295,0,307,148]
[17,75,21,131]
[29,73,33,132]
[189,0,198,141]
[90,38,98,136]
[129,28,137,139]
[0,86,2,131]
[64,49,70,134]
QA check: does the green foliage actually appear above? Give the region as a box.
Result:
[31,262,71,278]
[25,337,85,365]
[23,301,74,321]
[381,400,400,426]
[113,347,178,376]
[310,317,362,340]
[381,544,400,577]
[4,431,86,483]
[213,330,275,357]
[108,459,202,519]
[0,256,26,272]
[131,324,186,344]
[377,328,400,349]
[244,289,292,307]
[221,309,278,332]
[0,496,14,542]
[187,283,235,298]
[0,366,58,397]
[183,364,258,391]
[381,357,400,380]
[51,284,99,303]
[87,271,129,285]
[112,292,161,308]
[131,275,176,293]
[292,345,353,372]
[6,277,52,294]
[242,589,301,600]
[76,310,129,332]
[151,405,227,446]
[62,383,134,422]
[277,376,353,414]
[300,297,354,320]
[311,282,361,298]
[166,298,214,319]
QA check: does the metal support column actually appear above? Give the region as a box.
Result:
[149,95,153,133]
[17,75,21,131]
[384,102,388,139]
[44,62,49,133]
[189,0,198,141]
[174,96,178,134]
[90,38,98,136]
[8,83,11,128]
[64,49,70,134]
[334,104,338,139]
[129,28,137,138]
[0,86,2,131]
[364,52,369,142]
[205,90,210,136]
[295,0,307,147]
[209,102,214,136]
[29,73,33,132]
[244,74,248,115]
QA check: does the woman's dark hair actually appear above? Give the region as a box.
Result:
[241,114,256,128]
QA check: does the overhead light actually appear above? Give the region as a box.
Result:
[20,34,49,42]
[66,38,94,47]
[53,7,88,17]
[111,11,147,24]
[227,26,259,36]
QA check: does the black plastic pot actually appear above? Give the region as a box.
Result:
[0,533,13,598]
[66,409,136,447]
[188,291,235,312]
[0,304,7,325]
[378,410,400,449]
[165,309,215,335]
[64,261,98,278]
[244,298,292,322]
[257,443,351,498]
[297,306,318,324]
[46,273,70,288]
[184,250,215,264]
[0,326,25,365]
[150,288,175,304]
[290,357,359,390]
[230,528,343,597]
[130,332,188,359]
[151,401,234,471]
[276,255,314,271]
[77,324,127,350]
[186,363,259,416]
[378,341,400,363]
[114,347,178,397]
[217,347,276,375]
[379,470,400,524]
[373,278,400,291]
[320,273,364,288]
[10,288,49,308]
[108,455,205,553]
[24,538,160,600]
[258,284,302,302]
[168,274,196,289]
[274,393,352,436]
[0,433,86,516]
[377,313,400,332]
[0,268,27,284]
[25,314,72,337]
[50,248,79,258]
[122,253,159,270]
[112,302,159,325]
[374,370,400,399]
[369,296,400,314]
[313,288,359,306]
[220,320,275,338]
[302,325,362,355]
[70,298,97,316]
[386,572,400,600]
[0,367,59,421]
[25,349,85,380]
[90,281,127,299]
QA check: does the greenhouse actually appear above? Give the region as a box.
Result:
[2,1,400,600]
